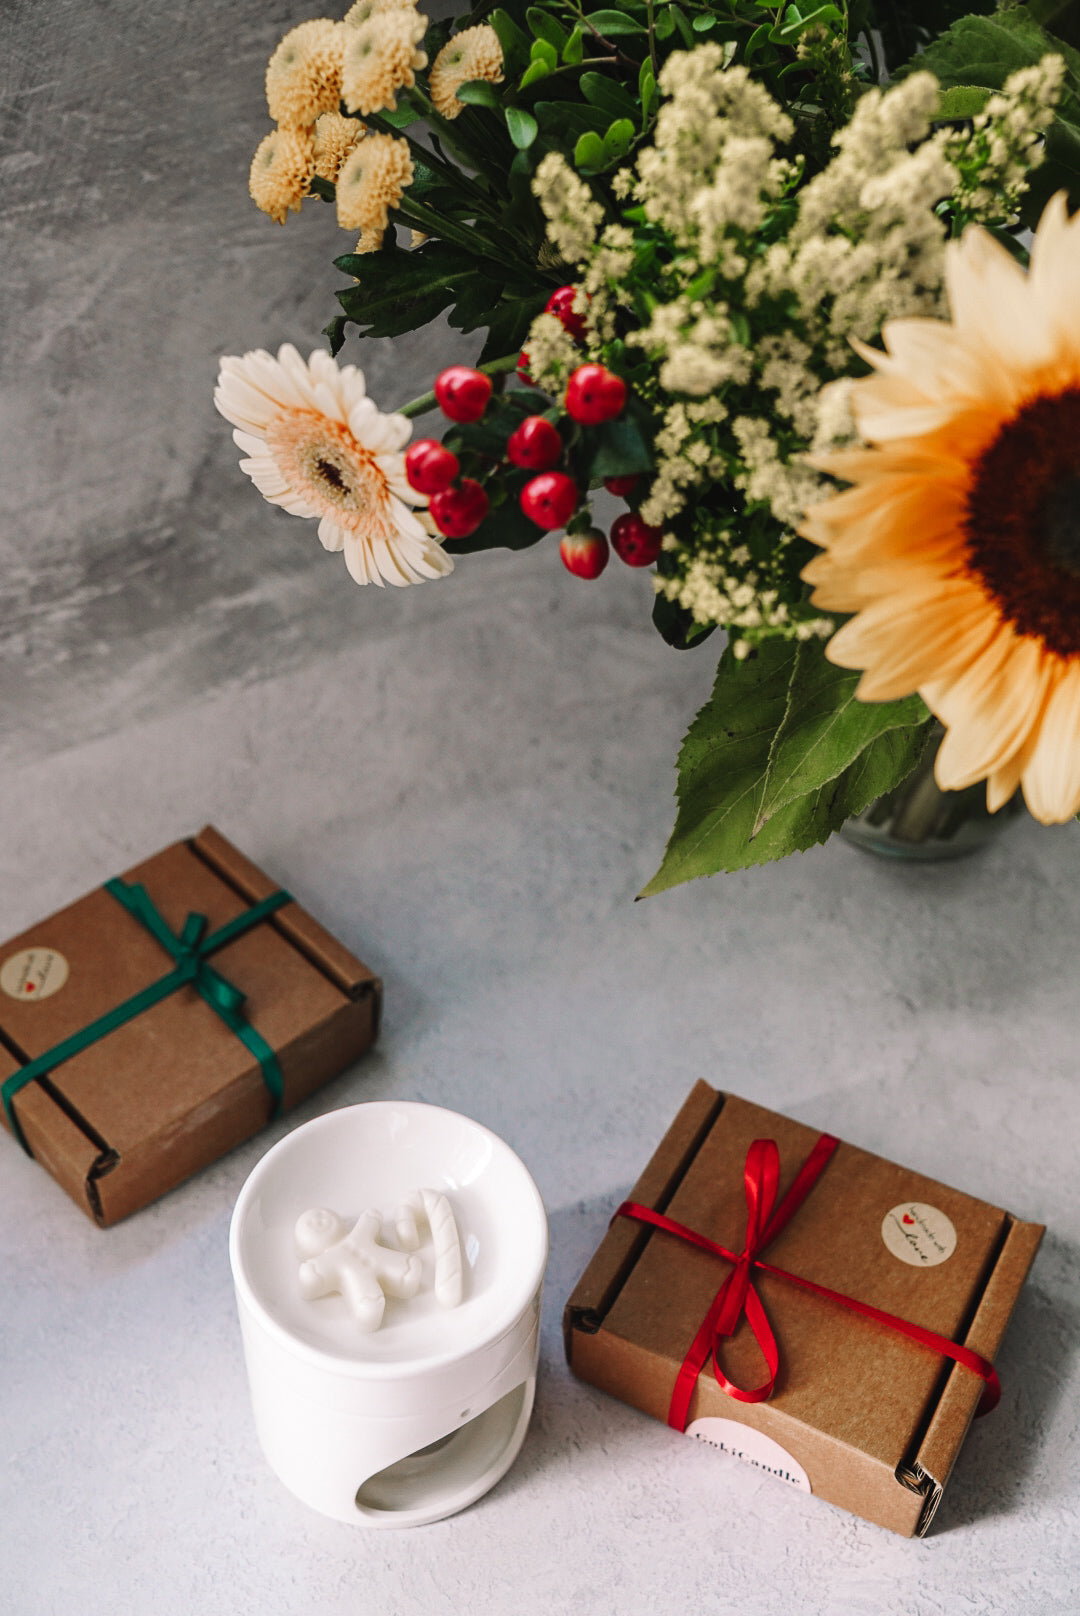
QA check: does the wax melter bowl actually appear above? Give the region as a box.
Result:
[230,1101,549,1526]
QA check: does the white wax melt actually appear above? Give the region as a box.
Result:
[294,1189,463,1333]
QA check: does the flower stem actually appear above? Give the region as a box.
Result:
[398,353,521,419]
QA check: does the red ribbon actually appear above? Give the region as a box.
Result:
[615,1133,1000,1432]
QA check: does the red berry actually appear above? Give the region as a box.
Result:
[516,350,536,387]
[520,472,580,531]
[610,512,663,567]
[565,364,626,426]
[404,438,460,495]
[560,528,609,580]
[429,478,489,538]
[434,366,492,423]
[603,473,639,497]
[545,285,588,344]
[506,416,562,471]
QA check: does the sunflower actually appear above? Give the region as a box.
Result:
[801,193,1080,824]
[215,345,453,587]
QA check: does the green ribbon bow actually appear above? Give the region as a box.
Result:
[1,876,293,1156]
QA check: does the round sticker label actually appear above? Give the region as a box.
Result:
[882,1202,957,1267]
[686,1418,811,1492]
[0,947,70,1002]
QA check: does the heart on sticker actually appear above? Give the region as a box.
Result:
[902,1213,915,1225]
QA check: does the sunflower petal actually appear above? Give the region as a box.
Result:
[1021,663,1080,822]
[929,633,1050,789]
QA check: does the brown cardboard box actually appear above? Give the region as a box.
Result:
[0,827,382,1226]
[565,1083,1044,1536]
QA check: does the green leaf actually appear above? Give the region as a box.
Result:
[574,407,654,482]
[603,117,636,159]
[526,6,567,49]
[580,70,640,119]
[770,2,843,42]
[489,7,532,71]
[640,639,932,892]
[574,129,607,169]
[750,643,929,834]
[651,590,717,650]
[529,36,559,69]
[506,105,540,148]
[324,314,348,357]
[455,80,502,108]
[934,84,994,119]
[374,98,424,128]
[639,61,657,125]
[476,288,549,364]
[335,244,490,340]
[670,5,695,46]
[445,273,505,334]
[563,24,585,63]
[744,21,774,61]
[536,99,610,135]
[520,58,554,87]
[582,7,648,34]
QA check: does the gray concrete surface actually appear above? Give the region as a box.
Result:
[3,6,1080,1615]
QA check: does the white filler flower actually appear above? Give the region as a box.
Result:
[215,344,453,586]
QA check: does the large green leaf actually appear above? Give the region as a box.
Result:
[477,288,549,364]
[335,244,479,338]
[640,638,931,893]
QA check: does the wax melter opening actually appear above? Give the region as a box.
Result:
[354,1383,530,1518]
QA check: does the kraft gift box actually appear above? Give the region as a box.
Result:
[0,827,382,1226]
[564,1082,1043,1535]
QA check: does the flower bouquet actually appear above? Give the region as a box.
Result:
[216,0,1080,891]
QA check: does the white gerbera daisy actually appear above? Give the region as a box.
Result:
[214,345,453,587]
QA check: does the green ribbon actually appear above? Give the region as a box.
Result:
[1,877,293,1157]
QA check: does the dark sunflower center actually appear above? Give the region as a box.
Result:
[964,387,1080,656]
[1042,471,1080,575]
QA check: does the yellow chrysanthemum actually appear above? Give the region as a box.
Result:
[428,25,503,120]
[344,0,417,25]
[341,10,428,118]
[266,19,344,128]
[214,345,452,588]
[249,127,316,224]
[801,193,1080,824]
[335,131,414,247]
[313,111,366,184]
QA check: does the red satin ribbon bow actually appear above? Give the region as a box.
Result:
[615,1133,1001,1433]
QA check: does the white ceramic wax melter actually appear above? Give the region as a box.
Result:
[229,1102,549,1528]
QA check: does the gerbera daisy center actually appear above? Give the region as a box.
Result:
[964,387,1080,656]
[265,411,390,521]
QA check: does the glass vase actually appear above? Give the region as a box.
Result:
[840,725,1024,861]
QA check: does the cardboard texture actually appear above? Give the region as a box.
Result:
[565,1083,1044,1536]
[0,827,382,1226]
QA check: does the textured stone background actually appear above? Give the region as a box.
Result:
[0,0,477,763]
[4,8,1080,1615]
